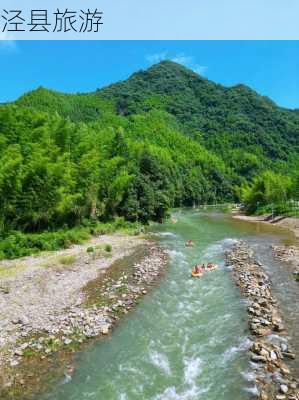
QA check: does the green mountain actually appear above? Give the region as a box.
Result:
[0,61,298,241]
[16,61,299,169]
[99,61,299,162]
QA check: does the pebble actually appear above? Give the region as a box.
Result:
[226,241,298,400]
[280,384,288,394]
[1,243,169,395]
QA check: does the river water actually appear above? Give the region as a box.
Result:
[41,211,298,400]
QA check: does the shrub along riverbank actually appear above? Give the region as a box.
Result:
[240,171,299,216]
[0,218,142,260]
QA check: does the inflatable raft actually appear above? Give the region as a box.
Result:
[186,240,194,247]
[191,271,203,278]
[207,264,218,271]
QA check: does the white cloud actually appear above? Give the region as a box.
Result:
[146,52,207,76]
[146,52,167,64]
[0,32,18,53]
[171,53,207,76]
[193,65,208,75]
[171,54,193,65]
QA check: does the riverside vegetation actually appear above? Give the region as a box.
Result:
[1,60,299,258]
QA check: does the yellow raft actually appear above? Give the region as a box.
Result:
[191,271,203,278]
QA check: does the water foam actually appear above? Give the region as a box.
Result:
[202,237,238,259]
[158,232,178,238]
[119,365,142,376]
[153,384,209,400]
[183,356,202,385]
[268,334,288,345]
[241,371,256,383]
[243,385,259,396]
[149,351,172,376]
[222,238,239,246]
[167,249,185,259]
[221,337,251,364]
[61,373,72,385]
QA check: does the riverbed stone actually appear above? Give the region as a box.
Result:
[226,241,298,400]
[280,384,288,394]
[282,351,295,359]
[280,366,291,375]
[251,354,267,363]
[14,349,23,357]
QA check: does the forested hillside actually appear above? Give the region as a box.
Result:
[16,61,299,175]
[0,61,298,258]
[100,61,299,171]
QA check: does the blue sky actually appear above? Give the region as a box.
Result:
[0,41,298,109]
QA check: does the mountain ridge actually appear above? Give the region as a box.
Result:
[14,60,295,110]
[11,60,299,170]
[98,61,298,160]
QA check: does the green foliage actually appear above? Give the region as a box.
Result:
[0,227,90,260]
[0,61,298,259]
[58,255,76,265]
[0,101,233,234]
[241,171,293,214]
[0,218,141,260]
[86,246,95,253]
[104,244,112,252]
[15,87,115,122]
[101,61,299,163]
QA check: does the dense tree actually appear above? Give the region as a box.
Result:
[241,171,293,214]
[0,60,297,245]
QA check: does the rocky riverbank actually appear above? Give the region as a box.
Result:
[0,235,168,399]
[233,215,299,281]
[271,245,299,281]
[226,241,298,400]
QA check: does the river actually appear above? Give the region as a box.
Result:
[40,210,298,400]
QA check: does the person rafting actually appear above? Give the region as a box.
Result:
[207,262,218,271]
[193,265,199,274]
[192,265,201,277]
[193,264,204,274]
[186,240,194,247]
[192,263,205,277]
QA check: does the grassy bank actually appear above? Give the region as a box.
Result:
[0,218,142,261]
